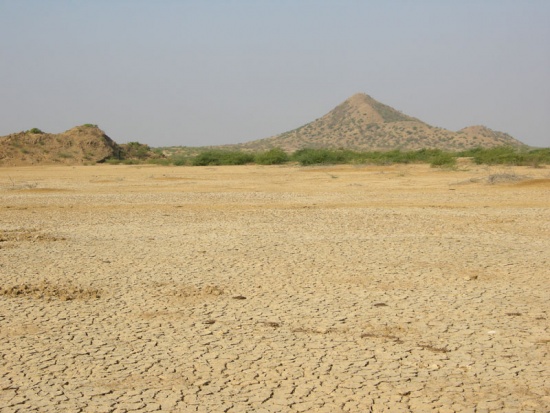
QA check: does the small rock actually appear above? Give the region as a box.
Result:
[232,295,246,300]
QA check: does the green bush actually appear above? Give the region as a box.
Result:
[467,147,520,165]
[429,153,456,167]
[369,149,414,164]
[288,148,462,167]
[192,150,254,166]
[147,158,171,166]
[122,159,141,165]
[458,146,550,166]
[123,142,151,159]
[291,148,355,165]
[525,148,550,167]
[28,128,44,134]
[254,148,289,165]
[111,145,549,168]
[175,160,187,166]
[170,155,189,166]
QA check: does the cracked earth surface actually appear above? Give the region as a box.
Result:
[1,164,549,412]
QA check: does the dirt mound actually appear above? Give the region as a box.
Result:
[0,125,121,166]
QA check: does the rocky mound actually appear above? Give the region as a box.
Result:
[0,125,161,166]
[0,125,120,165]
[456,125,521,147]
[230,93,526,152]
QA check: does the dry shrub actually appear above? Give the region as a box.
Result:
[418,343,451,353]
[0,229,65,243]
[486,173,526,184]
[452,173,529,186]
[1,281,101,301]
[360,332,402,343]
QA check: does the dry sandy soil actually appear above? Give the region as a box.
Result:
[0,163,549,412]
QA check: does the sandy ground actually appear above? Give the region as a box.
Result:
[0,163,549,413]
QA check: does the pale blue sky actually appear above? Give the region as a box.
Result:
[1,1,549,147]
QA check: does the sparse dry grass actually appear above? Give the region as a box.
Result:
[0,229,65,243]
[1,282,101,301]
[486,173,527,184]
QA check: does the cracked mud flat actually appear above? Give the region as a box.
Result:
[1,163,549,412]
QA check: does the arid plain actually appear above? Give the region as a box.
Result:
[1,163,549,412]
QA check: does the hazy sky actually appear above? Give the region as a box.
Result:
[1,1,549,148]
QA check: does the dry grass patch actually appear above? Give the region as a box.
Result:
[0,229,65,243]
[1,281,101,301]
[360,332,403,343]
[417,343,451,353]
[486,173,528,185]
[360,324,408,343]
[292,327,343,335]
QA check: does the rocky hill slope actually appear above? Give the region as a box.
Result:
[0,125,160,166]
[230,93,525,152]
[0,125,120,165]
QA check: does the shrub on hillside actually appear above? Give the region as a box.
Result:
[123,142,151,159]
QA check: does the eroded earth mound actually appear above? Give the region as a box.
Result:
[0,125,121,165]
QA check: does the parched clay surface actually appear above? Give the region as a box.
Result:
[1,164,549,412]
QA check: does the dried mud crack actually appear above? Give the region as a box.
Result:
[0,164,548,413]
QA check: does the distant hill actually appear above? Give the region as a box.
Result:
[0,125,160,166]
[226,93,526,152]
[0,94,527,166]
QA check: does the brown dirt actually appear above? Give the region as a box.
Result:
[0,125,161,166]
[0,163,548,412]
[0,125,120,166]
